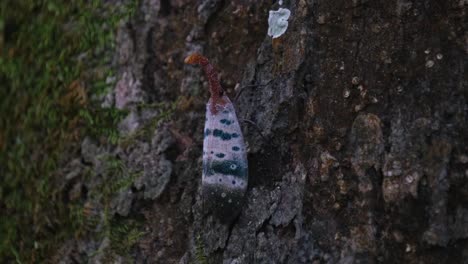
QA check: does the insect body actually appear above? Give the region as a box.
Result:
[185,54,248,219]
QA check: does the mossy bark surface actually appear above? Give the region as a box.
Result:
[57,0,467,263]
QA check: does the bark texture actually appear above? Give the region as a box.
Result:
[63,0,468,263]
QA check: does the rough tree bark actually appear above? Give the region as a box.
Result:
[62,0,467,263]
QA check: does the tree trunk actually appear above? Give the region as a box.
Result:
[68,0,468,263]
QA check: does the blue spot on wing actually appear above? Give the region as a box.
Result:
[216,153,225,158]
[205,159,247,178]
[213,129,232,140]
[220,119,233,125]
[221,133,232,140]
[232,146,240,151]
[213,129,222,137]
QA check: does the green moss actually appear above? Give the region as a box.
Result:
[119,100,179,148]
[0,0,137,262]
[96,154,141,201]
[80,107,129,145]
[195,234,208,264]
[85,154,144,262]
[109,218,145,259]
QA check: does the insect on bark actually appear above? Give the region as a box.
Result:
[185,54,248,220]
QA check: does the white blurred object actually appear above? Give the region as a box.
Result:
[268,8,291,39]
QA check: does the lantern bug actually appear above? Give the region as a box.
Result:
[185,54,248,219]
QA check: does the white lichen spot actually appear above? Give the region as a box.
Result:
[268,8,291,39]
[354,104,364,112]
[343,88,351,98]
[352,76,360,85]
[360,88,367,98]
[425,60,435,68]
[228,199,232,203]
[234,83,241,92]
[389,160,402,175]
[405,175,414,184]
[424,49,430,54]
[436,53,443,60]
[405,244,412,253]
[221,192,226,198]
[396,85,404,93]
[458,154,468,164]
